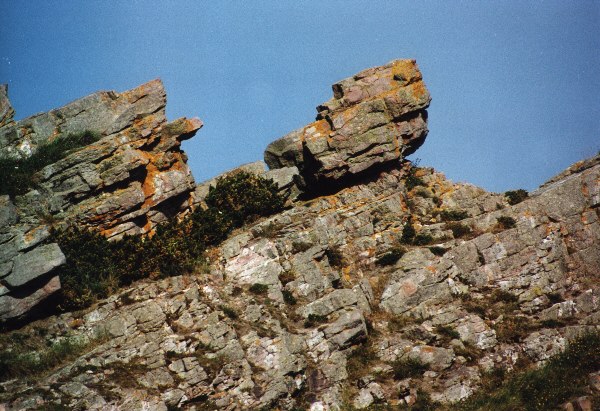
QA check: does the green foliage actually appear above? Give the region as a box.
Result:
[0,130,100,197]
[429,246,447,256]
[440,209,470,221]
[496,215,517,229]
[405,174,425,191]
[447,221,472,239]
[413,232,434,246]
[249,283,269,295]
[282,289,297,305]
[392,357,429,380]
[493,315,534,343]
[0,335,96,382]
[400,222,416,244]
[304,313,328,328]
[375,246,406,266]
[457,332,600,411]
[51,172,285,311]
[346,343,378,380]
[220,305,238,320]
[435,324,460,341]
[325,246,344,268]
[205,171,284,227]
[505,189,529,205]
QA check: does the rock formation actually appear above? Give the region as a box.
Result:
[0,80,202,321]
[1,60,599,410]
[265,59,430,189]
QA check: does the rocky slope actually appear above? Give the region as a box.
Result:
[0,60,599,410]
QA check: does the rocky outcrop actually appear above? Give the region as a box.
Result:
[0,84,14,129]
[1,60,599,410]
[2,151,598,410]
[0,80,202,321]
[265,59,430,190]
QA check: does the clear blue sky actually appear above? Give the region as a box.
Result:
[1,1,598,192]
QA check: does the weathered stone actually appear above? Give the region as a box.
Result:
[5,243,65,288]
[265,59,430,188]
[0,196,18,228]
[0,275,60,320]
[0,84,14,129]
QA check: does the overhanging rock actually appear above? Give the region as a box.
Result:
[264,59,430,190]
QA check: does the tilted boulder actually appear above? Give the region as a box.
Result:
[0,80,202,321]
[264,59,430,189]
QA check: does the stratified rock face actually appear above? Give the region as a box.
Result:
[2,154,598,410]
[0,84,15,129]
[264,59,430,188]
[0,80,202,321]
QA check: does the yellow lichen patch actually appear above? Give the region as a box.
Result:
[425,265,437,273]
[303,119,332,144]
[391,59,420,84]
[408,81,428,100]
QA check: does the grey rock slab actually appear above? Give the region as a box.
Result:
[5,243,65,288]
[0,275,60,320]
[0,195,18,228]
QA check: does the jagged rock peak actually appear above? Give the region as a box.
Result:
[0,80,202,321]
[264,59,431,189]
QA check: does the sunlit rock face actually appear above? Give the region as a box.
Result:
[265,59,430,190]
[0,80,202,321]
[1,60,600,411]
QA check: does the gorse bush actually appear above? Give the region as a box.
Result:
[440,209,470,221]
[505,189,528,205]
[51,172,285,310]
[205,171,284,227]
[0,130,100,197]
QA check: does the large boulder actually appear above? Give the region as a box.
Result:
[264,59,430,189]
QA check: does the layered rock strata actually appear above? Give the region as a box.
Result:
[265,59,430,189]
[1,153,598,410]
[0,80,202,321]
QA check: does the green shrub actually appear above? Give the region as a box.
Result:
[375,246,406,266]
[346,343,378,380]
[392,357,429,380]
[440,209,470,221]
[304,313,328,328]
[505,189,528,205]
[429,246,447,256]
[0,130,100,197]
[0,335,97,382]
[413,232,434,246]
[205,171,284,227]
[435,324,460,341]
[458,332,600,411]
[405,174,425,191]
[447,221,472,239]
[400,222,416,244]
[325,246,344,268]
[220,305,238,320]
[51,172,285,311]
[282,289,297,305]
[249,283,269,295]
[496,216,517,229]
[494,315,533,343]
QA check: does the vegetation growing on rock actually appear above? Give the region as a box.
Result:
[51,172,285,310]
[0,130,99,197]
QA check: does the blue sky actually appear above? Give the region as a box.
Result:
[1,1,598,192]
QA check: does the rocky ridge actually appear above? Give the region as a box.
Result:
[0,80,201,321]
[0,60,599,410]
